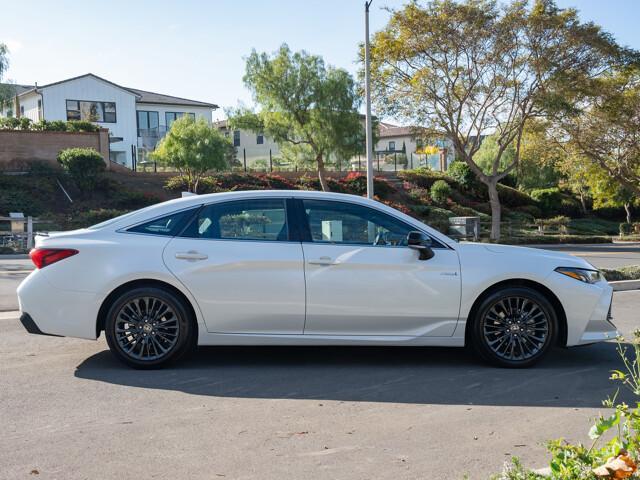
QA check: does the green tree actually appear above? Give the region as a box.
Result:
[556,68,640,201]
[369,0,629,240]
[0,43,15,115]
[229,44,362,191]
[151,116,231,193]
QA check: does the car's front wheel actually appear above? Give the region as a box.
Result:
[470,287,557,368]
[104,286,195,369]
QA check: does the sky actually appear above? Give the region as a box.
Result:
[2,0,639,122]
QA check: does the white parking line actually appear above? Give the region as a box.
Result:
[0,310,20,319]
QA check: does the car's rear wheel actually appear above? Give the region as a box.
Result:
[470,287,557,368]
[104,286,195,369]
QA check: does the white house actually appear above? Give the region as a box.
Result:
[1,73,218,168]
[214,119,281,169]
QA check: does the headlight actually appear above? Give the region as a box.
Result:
[555,267,603,284]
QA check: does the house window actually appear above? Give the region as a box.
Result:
[65,100,116,123]
[20,106,24,117]
[257,133,264,145]
[137,111,159,136]
[37,99,43,120]
[165,112,195,129]
[388,141,396,151]
[233,130,241,147]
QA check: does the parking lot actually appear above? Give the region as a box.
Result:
[1,246,639,479]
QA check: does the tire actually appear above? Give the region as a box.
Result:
[104,286,195,369]
[469,287,557,368]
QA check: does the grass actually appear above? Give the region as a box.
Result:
[601,265,640,281]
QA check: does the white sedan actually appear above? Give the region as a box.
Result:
[17,190,617,368]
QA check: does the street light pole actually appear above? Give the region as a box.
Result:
[364,0,374,200]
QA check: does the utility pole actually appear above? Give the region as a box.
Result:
[364,0,374,199]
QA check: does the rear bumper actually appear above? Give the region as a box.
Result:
[19,312,62,337]
[17,269,99,340]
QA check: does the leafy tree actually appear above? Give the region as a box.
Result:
[229,44,362,191]
[151,116,231,193]
[57,148,105,196]
[555,68,640,201]
[584,164,637,224]
[369,0,629,240]
[0,43,15,115]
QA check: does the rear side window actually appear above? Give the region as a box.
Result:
[181,199,288,241]
[127,208,196,236]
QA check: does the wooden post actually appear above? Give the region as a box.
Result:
[394,152,397,172]
[243,148,247,172]
[269,149,273,172]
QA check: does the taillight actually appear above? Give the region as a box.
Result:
[29,248,78,269]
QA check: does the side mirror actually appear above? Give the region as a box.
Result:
[407,231,435,260]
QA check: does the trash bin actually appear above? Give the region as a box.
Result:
[449,216,480,241]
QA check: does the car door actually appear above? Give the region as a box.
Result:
[163,197,306,334]
[298,198,461,337]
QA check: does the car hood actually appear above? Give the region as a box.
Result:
[456,242,596,270]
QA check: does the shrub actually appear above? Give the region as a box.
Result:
[165,175,221,194]
[57,147,105,194]
[496,184,537,208]
[430,179,451,204]
[65,120,100,133]
[446,161,476,190]
[530,187,562,214]
[399,168,458,189]
[19,117,31,130]
[513,205,543,219]
[67,208,129,229]
[620,222,633,236]
[535,215,570,233]
[32,120,68,132]
[0,117,20,129]
[110,190,161,210]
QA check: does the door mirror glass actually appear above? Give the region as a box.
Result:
[407,231,434,260]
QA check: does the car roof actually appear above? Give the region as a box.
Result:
[97,190,456,247]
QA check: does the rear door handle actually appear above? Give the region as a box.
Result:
[175,251,208,261]
[308,256,337,266]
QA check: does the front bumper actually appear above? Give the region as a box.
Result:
[575,289,618,345]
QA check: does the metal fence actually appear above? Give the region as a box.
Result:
[0,216,35,252]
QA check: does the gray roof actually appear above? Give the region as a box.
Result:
[378,122,417,138]
[5,73,218,110]
[127,87,218,109]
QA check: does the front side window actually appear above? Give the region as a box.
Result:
[302,200,412,246]
[182,199,288,242]
[233,130,241,147]
[127,209,196,236]
[66,100,116,123]
[389,141,396,151]
[256,133,264,145]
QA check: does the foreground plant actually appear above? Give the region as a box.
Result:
[492,330,640,479]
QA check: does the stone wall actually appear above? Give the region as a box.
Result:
[0,128,112,171]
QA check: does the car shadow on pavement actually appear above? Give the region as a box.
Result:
[74,342,634,407]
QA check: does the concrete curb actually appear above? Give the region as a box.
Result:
[609,279,640,291]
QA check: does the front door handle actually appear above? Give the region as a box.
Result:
[308,256,337,266]
[175,251,208,261]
